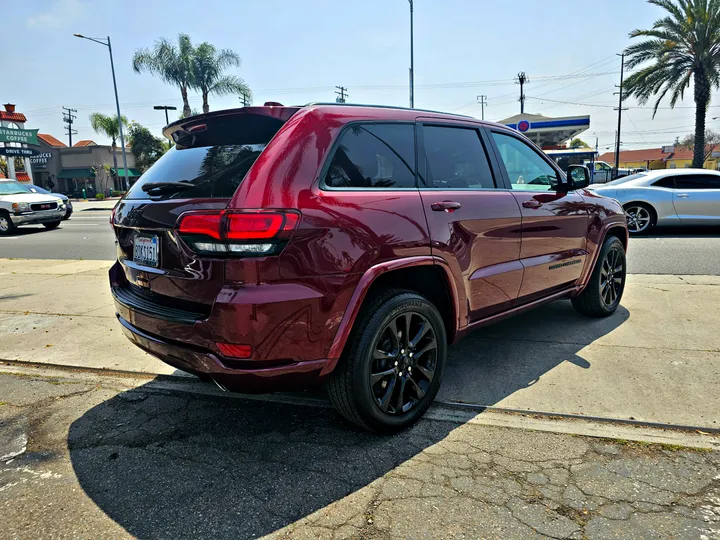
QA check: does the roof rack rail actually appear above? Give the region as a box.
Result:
[301,102,475,119]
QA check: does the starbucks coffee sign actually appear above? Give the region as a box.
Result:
[0,128,39,145]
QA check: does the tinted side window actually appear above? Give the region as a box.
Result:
[652,176,675,188]
[422,126,495,189]
[675,175,720,189]
[324,124,416,189]
[491,132,560,191]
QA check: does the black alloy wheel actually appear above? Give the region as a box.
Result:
[369,311,438,415]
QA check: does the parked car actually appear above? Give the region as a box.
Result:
[25,185,73,219]
[584,160,632,183]
[588,169,720,234]
[0,180,66,235]
[109,104,628,432]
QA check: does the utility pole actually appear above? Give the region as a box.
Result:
[408,0,414,108]
[335,86,348,103]
[239,93,250,107]
[62,107,77,146]
[477,95,487,120]
[516,72,529,114]
[613,53,627,178]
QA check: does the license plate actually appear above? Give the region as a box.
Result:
[134,235,159,267]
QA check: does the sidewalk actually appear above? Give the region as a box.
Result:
[0,370,718,539]
[1,258,719,430]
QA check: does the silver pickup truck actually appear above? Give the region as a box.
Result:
[0,180,66,235]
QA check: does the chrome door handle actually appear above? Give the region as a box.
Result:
[676,193,689,198]
[431,201,462,212]
[522,200,543,209]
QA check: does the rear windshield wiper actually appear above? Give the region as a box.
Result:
[141,180,195,194]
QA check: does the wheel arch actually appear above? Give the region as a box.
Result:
[322,256,461,376]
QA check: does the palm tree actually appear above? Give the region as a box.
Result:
[192,42,251,114]
[89,113,128,189]
[623,0,720,168]
[133,34,195,117]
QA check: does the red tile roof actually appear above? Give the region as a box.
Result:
[598,148,672,163]
[73,140,96,147]
[0,111,27,123]
[38,133,67,148]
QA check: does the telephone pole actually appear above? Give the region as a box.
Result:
[613,53,628,178]
[239,93,250,107]
[62,107,77,146]
[516,72,529,114]
[477,95,487,120]
[335,86,348,103]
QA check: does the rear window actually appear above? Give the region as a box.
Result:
[126,112,290,200]
[125,144,267,200]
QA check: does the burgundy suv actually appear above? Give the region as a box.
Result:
[110,103,628,432]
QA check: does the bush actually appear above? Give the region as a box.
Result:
[95,193,106,200]
[110,190,127,197]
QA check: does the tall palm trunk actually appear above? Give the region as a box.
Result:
[693,70,710,169]
[111,139,119,192]
[202,90,210,114]
[181,86,191,118]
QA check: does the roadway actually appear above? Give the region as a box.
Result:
[0,209,718,275]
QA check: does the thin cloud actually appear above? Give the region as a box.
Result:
[27,0,86,29]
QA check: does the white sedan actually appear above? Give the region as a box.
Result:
[588,169,720,234]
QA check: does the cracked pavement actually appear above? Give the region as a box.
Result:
[1,371,719,539]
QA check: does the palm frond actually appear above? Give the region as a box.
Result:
[209,76,251,98]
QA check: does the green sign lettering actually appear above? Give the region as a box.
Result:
[0,128,39,146]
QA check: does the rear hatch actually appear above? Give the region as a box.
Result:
[112,107,299,318]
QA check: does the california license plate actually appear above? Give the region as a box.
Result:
[133,235,159,267]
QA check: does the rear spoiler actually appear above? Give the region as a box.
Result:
[163,106,301,143]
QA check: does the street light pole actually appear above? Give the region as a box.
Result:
[153,105,177,126]
[74,33,130,191]
[409,0,414,108]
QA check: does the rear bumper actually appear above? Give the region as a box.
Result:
[116,313,328,392]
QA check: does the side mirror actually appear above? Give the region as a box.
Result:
[567,165,590,189]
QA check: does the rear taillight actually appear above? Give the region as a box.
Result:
[176,210,300,257]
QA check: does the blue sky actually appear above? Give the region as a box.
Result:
[4,0,718,152]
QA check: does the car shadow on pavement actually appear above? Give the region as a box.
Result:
[68,389,458,539]
[641,225,720,238]
[438,300,630,406]
[67,300,630,539]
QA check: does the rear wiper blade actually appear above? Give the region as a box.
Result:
[141,180,195,193]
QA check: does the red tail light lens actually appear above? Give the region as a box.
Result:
[226,213,284,239]
[176,210,300,257]
[177,213,223,239]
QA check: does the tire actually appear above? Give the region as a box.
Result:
[623,202,655,235]
[327,289,447,433]
[0,211,16,235]
[572,236,626,317]
[43,221,61,229]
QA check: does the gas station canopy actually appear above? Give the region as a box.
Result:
[499,113,590,148]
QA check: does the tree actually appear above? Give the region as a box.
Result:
[133,34,195,117]
[569,138,590,148]
[623,0,720,168]
[192,42,251,113]
[128,122,169,172]
[91,163,113,197]
[680,128,720,163]
[89,112,128,189]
